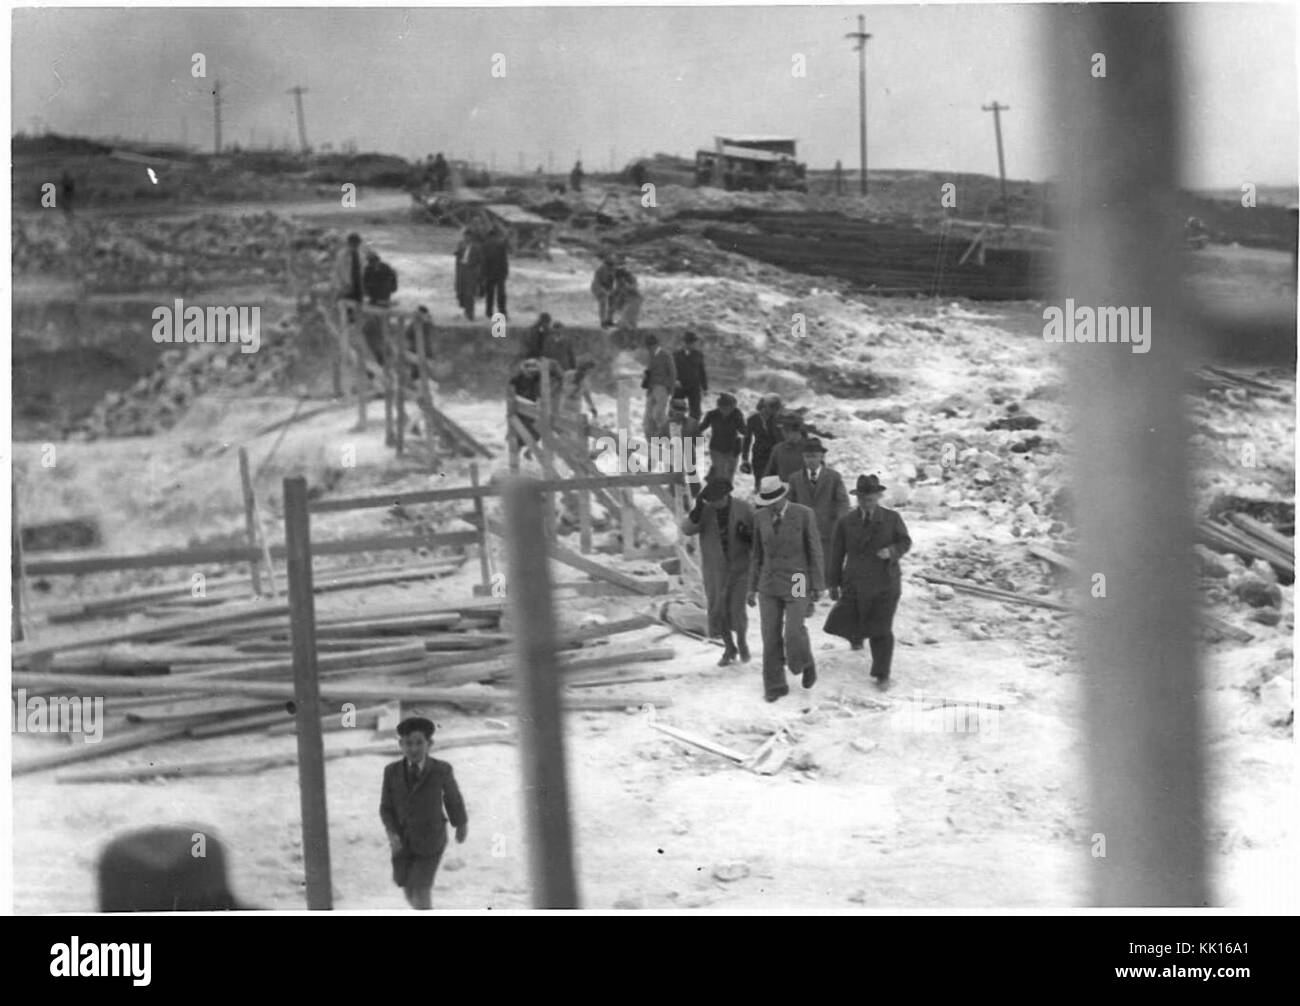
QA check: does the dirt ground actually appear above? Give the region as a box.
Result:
[10,195,1295,912]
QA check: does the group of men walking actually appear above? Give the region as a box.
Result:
[684,467,910,701]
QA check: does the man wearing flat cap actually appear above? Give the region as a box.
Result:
[747,475,825,702]
[787,438,851,563]
[680,477,754,665]
[825,474,912,688]
[380,711,468,909]
[764,412,809,482]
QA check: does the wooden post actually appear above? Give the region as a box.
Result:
[351,308,368,431]
[470,462,492,590]
[382,313,395,448]
[1050,4,1205,906]
[501,478,580,908]
[12,479,27,643]
[332,301,347,398]
[578,415,592,553]
[538,368,555,537]
[238,448,264,597]
[616,379,634,557]
[283,475,333,910]
[394,315,407,457]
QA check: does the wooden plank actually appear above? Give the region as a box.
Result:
[617,379,635,557]
[650,720,748,763]
[471,463,492,590]
[473,579,669,598]
[13,721,200,776]
[284,474,333,911]
[309,483,493,513]
[55,731,520,784]
[23,531,476,577]
[11,671,669,712]
[434,645,677,688]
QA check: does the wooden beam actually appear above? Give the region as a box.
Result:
[470,462,492,590]
[617,379,635,556]
[12,478,28,643]
[501,478,580,908]
[238,447,264,597]
[284,474,333,911]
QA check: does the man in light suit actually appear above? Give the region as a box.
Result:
[786,438,851,563]
[746,475,825,702]
[380,712,468,909]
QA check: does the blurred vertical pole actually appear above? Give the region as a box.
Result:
[1048,5,1207,905]
[502,479,580,908]
[284,476,333,910]
[12,479,26,643]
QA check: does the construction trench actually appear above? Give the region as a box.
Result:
[9,17,1297,911]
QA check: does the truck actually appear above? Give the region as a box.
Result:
[694,136,807,192]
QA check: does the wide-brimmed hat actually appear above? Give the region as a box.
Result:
[852,474,887,495]
[801,438,826,455]
[397,711,436,738]
[98,826,253,912]
[755,476,788,506]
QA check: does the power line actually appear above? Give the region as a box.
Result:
[845,15,872,196]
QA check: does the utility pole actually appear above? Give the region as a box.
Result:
[287,86,310,155]
[213,79,223,155]
[982,101,1011,227]
[845,15,872,196]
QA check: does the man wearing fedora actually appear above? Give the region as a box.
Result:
[680,477,754,666]
[787,438,851,563]
[747,475,825,701]
[380,711,468,909]
[826,474,912,687]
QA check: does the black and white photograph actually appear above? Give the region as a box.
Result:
[6,2,1297,921]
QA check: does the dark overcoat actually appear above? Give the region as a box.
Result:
[680,498,754,636]
[825,505,912,639]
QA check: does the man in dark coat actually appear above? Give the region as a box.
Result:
[432,153,450,192]
[747,475,825,702]
[672,330,709,419]
[697,392,746,483]
[364,251,398,306]
[680,478,754,665]
[786,438,851,562]
[825,474,912,687]
[591,254,618,327]
[506,358,544,451]
[570,160,584,192]
[764,413,808,482]
[642,333,677,440]
[379,713,468,909]
[523,312,553,359]
[453,227,483,320]
[741,395,782,493]
[481,225,510,319]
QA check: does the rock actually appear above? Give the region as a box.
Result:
[847,889,869,904]
[854,403,906,424]
[1249,607,1282,626]
[1233,574,1283,609]
[712,861,750,883]
[850,739,877,754]
[442,857,466,872]
[790,749,818,771]
[1258,675,1293,726]
[933,584,955,602]
[1193,545,1231,578]
[613,891,644,909]
[1250,559,1279,584]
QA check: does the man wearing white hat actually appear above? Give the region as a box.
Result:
[746,475,825,702]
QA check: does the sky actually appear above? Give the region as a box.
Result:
[10,3,1298,186]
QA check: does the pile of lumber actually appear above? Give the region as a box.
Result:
[1193,366,1289,399]
[13,590,678,776]
[1197,514,1294,581]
